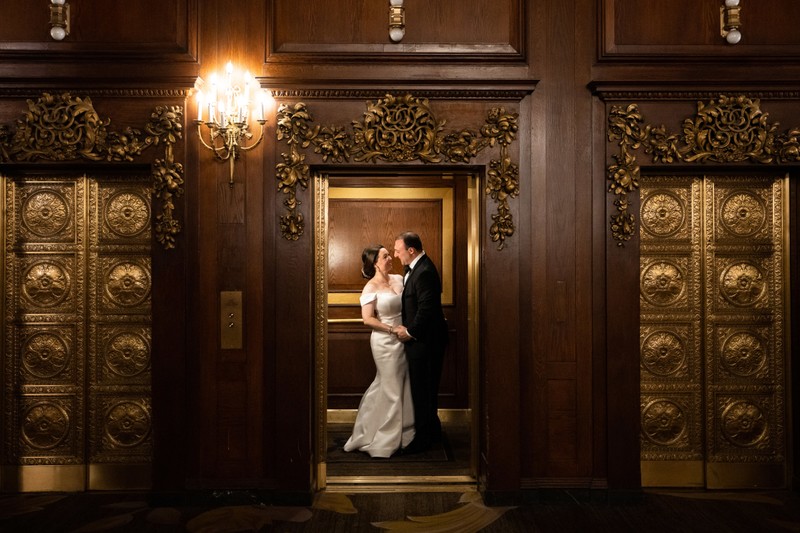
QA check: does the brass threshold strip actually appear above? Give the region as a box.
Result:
[325,475,477,494]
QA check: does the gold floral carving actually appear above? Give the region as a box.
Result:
[0,93,184,249]
[606,95,800,245]
[276,94,519,249]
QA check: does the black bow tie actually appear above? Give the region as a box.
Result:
[404,265,412,275]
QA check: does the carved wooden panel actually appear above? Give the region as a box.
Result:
[269,0,524,60]
[602,0,800,59]
[3,174,152,491]
[0,0,193,57]
[640,175,786,488]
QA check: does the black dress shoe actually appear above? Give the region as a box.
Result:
[401,439,430,455]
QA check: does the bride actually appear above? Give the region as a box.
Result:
[343,244,415,458]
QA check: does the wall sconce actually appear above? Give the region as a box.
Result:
[389,0,405,42]
[49,0,70,41]
[720,0,742,45]
[195,62,271,188]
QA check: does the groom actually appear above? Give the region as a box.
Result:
[393,232,448,454]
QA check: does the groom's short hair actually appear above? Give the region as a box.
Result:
[397,231,423,252]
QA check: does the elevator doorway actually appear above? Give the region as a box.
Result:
[1,172,153,492]
[313,171,480,490]
[639,174,789,489]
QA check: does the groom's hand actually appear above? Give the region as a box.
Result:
[395,325,412,342]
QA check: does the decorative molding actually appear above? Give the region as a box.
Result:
[0,89,189,99]
[276,93,520,249]
[268,88,534,101]
[606,94,800,245]
[0,93,184,249]
[596,90,800,102]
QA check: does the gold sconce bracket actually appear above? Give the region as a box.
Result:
[720,0,742,45]
[389,0,405,42]
[195,118,266,188]
[49,0,70,41]
[195,64,271,188]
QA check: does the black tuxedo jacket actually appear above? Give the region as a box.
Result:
[401,254,448,354]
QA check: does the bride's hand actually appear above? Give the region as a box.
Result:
[395,325,411,342]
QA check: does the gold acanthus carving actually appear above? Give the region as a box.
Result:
[606,94,800,245]
[0,93,184,249]
[276,94,520,249]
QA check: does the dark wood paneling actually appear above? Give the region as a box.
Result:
[328,198,443,292]
[604,202,642,489]
[0,0,195,51]
[520,0,595,490]
[269,0,523,60]
[0,0,194,57]
[602,0,800,60]
[0,0,184,46]
[327,329,378,404]
[0,0,197,85]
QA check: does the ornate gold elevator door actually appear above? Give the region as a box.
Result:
[640,175,788,489]
[1,174,152,492]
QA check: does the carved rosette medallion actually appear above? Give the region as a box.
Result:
[104,401,150,448]
[22,332,70,379]
[276,94,519,249]
[641,261,686,307]
[22,402,70,450]
[720,191,766,237]
[721,331,767,377]
[104,332,150,377]
[105,191,149,237]
[22,261,71,308]
[641,331,685,377]
[720,262,766,307]
[642,399,687,446]
[721,400,767,447]
[104,262,150,308]
[641,191,685,237]
[22,190,70,238]
[606,95,800,245]
[0,93,184,249]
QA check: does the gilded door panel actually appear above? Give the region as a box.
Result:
[640,177,704,487]
[640,175,787,489]
[704,177,785,489]
[2,175,152,492]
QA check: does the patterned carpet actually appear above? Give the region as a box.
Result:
[2,489,800,532]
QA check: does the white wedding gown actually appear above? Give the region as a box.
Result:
[343,291,415,458]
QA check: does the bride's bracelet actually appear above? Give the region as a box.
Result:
[388,326,394,335]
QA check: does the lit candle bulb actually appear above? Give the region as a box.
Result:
[196,91,203,121]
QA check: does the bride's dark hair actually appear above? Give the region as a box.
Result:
[361,244,384,279]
